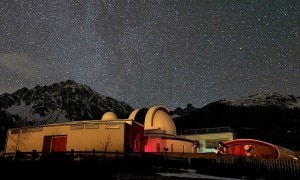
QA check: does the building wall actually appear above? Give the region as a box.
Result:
[144,136,194,153]
[125,122,144,152]
[181,132,234,153]
[4,122,128,154]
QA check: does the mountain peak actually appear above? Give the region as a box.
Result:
[0,80,133,126]
[218,92,300,108]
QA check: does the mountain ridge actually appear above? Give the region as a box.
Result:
[216,91,300,109]
[0,80,133,126]
[1,80,300,150]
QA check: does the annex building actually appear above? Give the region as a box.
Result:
[4,112,144,156]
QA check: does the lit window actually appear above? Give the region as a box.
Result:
[70,125,84,130]
[84,124,99,129]
[205,139,229,148]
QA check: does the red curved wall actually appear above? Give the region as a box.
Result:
[224,139,279,159]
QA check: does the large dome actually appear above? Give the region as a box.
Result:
[101,112,118,120]
[144,105,177,136]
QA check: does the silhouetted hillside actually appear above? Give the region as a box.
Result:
[174,101,300,150]
[174,102,300,128]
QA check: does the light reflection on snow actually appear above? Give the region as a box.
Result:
[156,168,243,180]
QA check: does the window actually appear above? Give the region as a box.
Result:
[10,128,33,134]
[29,127,43,132]
[70,124,84,130]
[85,124,99,129]
[205,139,229,148]
[21,128,29,133]
[105,124,120,129]
[10,129,19,134]
[156,144,160,152]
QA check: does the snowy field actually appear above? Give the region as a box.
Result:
[155,168,244,180]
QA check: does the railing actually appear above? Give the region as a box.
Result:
[2,149,300,179]
[0,149,132,162]
[214,155,300,179]
[179,127,232,135]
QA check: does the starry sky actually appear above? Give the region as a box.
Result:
[0,0,299,110]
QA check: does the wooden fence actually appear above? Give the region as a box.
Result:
[2,150,300,179]
[214,155,300,179]
[1,149,130,162]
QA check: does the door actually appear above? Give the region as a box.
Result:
[42,136,67,152]
[156,143,160,152]
[42,136,52,153]
[52,136,67,152]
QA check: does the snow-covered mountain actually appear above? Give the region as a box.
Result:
[216,92,300,109]
[0,80,133,126]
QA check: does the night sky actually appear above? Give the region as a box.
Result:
[0,0,299,110]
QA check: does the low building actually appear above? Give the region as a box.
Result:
[178,127,235,153]
[7,105,251,159]
[4,112,144,157]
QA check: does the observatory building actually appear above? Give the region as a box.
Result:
[4,105,193,156]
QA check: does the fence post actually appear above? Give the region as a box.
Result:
[93,149,96,158]
[14,150,21,161]
[71,149,74,159]
[32,150,38,161]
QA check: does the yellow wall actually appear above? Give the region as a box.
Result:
[5,122,126,154]
[145,136,193,153]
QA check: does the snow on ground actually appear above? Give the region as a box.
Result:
[157,168,243,180]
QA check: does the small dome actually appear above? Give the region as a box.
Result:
[128,108,148,125]
[101,112,118,120]
[128,109,140,120]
